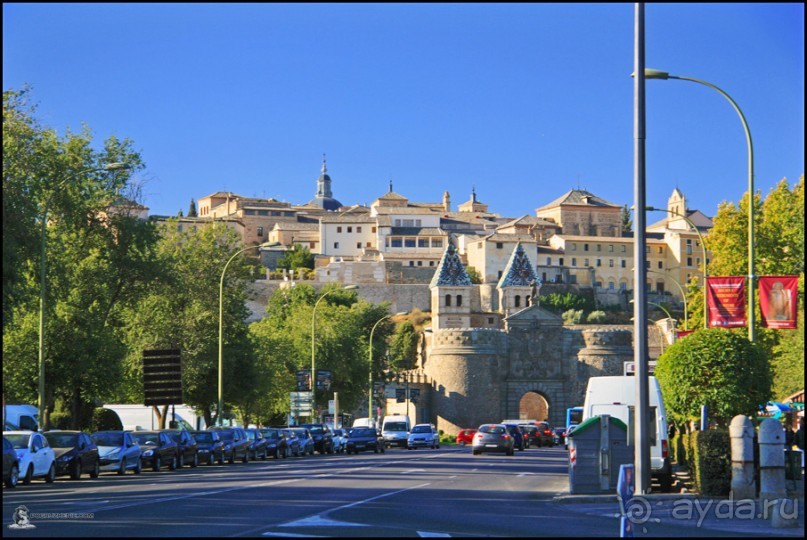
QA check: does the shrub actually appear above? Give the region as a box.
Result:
[691,429,731,496]
[562,309,584,325]
[49,411,72,430]
[542,292,595,314]
[586,310,607,323]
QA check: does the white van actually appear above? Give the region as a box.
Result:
[582,375,672,491]
[3,404,39,431]
[381,415,411,448]
[352,417,376,429]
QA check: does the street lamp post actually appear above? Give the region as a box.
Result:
[646,207,709,329]
[311,285,359,422]
[38,162,130,430]
[368,312,407,422]
[647,268,688,330]
[217,242,271,425]
[641,69,755,341]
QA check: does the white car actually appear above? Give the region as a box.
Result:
[3,431,56,484]
[331,429,347,453]
[407,424,440,450]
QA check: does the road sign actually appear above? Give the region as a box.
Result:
[328,400,335,414]
[296,370,311,391]
[143,349,182,406]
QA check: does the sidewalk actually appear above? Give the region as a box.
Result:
[551,468,805,537]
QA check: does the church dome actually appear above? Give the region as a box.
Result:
[307,156,343,211]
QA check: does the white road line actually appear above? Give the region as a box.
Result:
[417,532,452,537]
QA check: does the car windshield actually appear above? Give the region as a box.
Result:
[384,422,407,431]
[216,430,234,441]
[246,431,256,440]
[260,429,279,439]
[166,432,182,442]
[92,432,123,446]
[292,430,307,438]
[411,425,431,434]
[5,434,31,449]
[134,433,159,445]
[480,425,505,435]
[306,426,324,435]
[44,432,78,448]
[333,430,343,436]
[353,428,375,437]
[193,432,214,443]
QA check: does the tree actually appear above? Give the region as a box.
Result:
[389,320,418,371]
[466,266,482,284]
[188,199,198,217]
[655,328,771,429]
[277,244,315,272]
[620,204,633,235]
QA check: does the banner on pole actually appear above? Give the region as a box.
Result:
[759,276,798,329]
[706,276,746,328]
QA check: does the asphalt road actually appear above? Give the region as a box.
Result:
[3,445,755,537]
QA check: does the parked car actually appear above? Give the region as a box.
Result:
[331,429,347,454]
[3,436,20,488]
[290,428,315,456]
[278,428,302,457]
[163,429,198,467]
[502,423,526,451]
[533,422,554,447]
[455,429,477,446]
[518,425,541,448]
[472,424,514,456]
[44,430,100,479]
[190,430,224,465]
[407,424,440,450]
[131,431,178,472]
[92,430,142,475]
[209,427,250,463]
[345,427,385,454]
[3,431,56,483]
[259,428,288,459]
[300,423,334,454]
[244,428,268,460]
[552,427,566,446]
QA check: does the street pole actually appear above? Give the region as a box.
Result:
[642,69,755,341]
[38,162,130,431]
[633,2,651,495]
[647,268,688,330]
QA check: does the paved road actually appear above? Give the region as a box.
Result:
[2,445,762,537]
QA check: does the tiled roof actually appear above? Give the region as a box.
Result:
[536,189,621,211]
[498,243,539,288]
[430,242,472,288]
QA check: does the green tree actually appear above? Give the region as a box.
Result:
[655,329,771,429]
[277,244,315,272]
[389,320,419,371]
[188,199,198,217]
[621,204,633,235]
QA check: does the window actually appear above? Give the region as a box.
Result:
[584,244,589,252]
[559,257,564,266]
[687,257,693,267]
[596,259,602,267]
[498,270,503,279]
[584,259,589,267]
[178,224,183,233]
[417,261,423,266]
[620,282,627,290]
[418,239,429,248]
[456,295,463,307]
[394,219,402,227]
[686,239,693,255]
[514,295,521,308]
[245,210,256,216]
[429,261,435,266]
[621,260,626,268]
[445,294,452,307]
[571,258,577,267]
[409,261,415,267]
[347,226,352,233]
[488,318,494,324]
[432,239,443,248]
[609,281,615,290]
[595,281,602,288]
[405,238,416,248]
[621,245,626,253]
[337,226,342,233]
[609,245,614,252]
[657,246,663,254]
[334,242,339,249]
[571,244,577,251]
[658,261,663,269]
[496,242,504,249]
[257,226,264,237]
[546,257,552,266]
[357,226,362,233]
[309,242,316,249]
[372,227,377,233]
[357,243,362,249]
[258,210,269,216]
[596,244,601,252]
[609,259,614,267]
[391,238,403,248]
[366,242,371,247]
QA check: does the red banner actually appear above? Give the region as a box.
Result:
[706,276,746,328]
[759,276,799,329]
[676,330,695,339]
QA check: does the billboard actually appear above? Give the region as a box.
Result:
[706,276,746,328]
[759,276,798,329]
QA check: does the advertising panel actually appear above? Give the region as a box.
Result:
[759,276,798,329]
[706,276,746,328]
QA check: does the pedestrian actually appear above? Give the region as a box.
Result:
[796,417,804,451]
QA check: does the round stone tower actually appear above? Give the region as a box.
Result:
[572,326,634,405]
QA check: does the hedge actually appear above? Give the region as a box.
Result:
[691,429,731,496]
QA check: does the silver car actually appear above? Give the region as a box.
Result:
[471,424,514,456]
[407,424,440,450]
[92,431,142,474]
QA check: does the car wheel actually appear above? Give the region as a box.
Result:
[169,455,178,470]
[45,463,56,483]
[70,460,82,480]
[242,451,249,463]
[659,472,673,493]
[218,453,225,465]
[228,452,235,464]
[134,459,142,474]
[6,464,18,488]
[118,460,127,476]
[154,456,161,472]
[472,449,480,456]
[192,453,199,467]
[178,453,184,468]
[90,459,100,479]
[22,465,33,485]
[507,448,514,456]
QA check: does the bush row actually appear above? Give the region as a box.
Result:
[670,429,731,497]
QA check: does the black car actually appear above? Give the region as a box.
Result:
[191,430,225,465]
[259,428,288,459]
[345,427,384,454]
[278,428,302,457]
[44,431,100,479]
[533,422,555,447]
[131,431,179,471]
[503,424,526,451]
[518,425,541,448]
[3,436,19,488]
[163,429,199,468]
[209,427,249,463]
[299,423,334,454]
[244,428,268,460]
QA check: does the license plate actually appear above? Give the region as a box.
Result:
[485,444,498,448]
[356,444,365,448]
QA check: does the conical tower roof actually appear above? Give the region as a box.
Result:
[497,243,538,288]
[430,241,472,288]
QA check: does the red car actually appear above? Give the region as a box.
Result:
[455,429,477,445]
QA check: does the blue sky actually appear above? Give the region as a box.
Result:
[3,3,804,220]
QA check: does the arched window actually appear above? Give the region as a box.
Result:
[456,295,463,307]
[515,295,521,308]
[445,294,451,307]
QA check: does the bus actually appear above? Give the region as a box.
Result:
[564,407,583,448]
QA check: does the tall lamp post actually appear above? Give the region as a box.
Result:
[368,312,407,422]
[217,241,271,425]
[641,69,755,341]
[647,268,688,331]
[311,285,359,421]
[38,162,130,430]
[646,207,709,329]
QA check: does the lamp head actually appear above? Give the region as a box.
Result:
[630,69,671,80]
[103,162,131,171]
[343,285,359,291]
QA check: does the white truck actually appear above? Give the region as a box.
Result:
[381,415,411,448]
[582,375,673,491]
[3,404,39,431]
[102,404,207,431]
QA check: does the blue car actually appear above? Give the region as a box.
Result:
[92,431,142,475]
[503,424,526,451]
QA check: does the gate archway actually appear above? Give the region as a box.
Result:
[519,391,549,421]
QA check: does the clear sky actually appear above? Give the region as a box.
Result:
[3,3,804,220]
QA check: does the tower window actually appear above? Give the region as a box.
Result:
[445,294,452,307]
[456,295,463,307]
